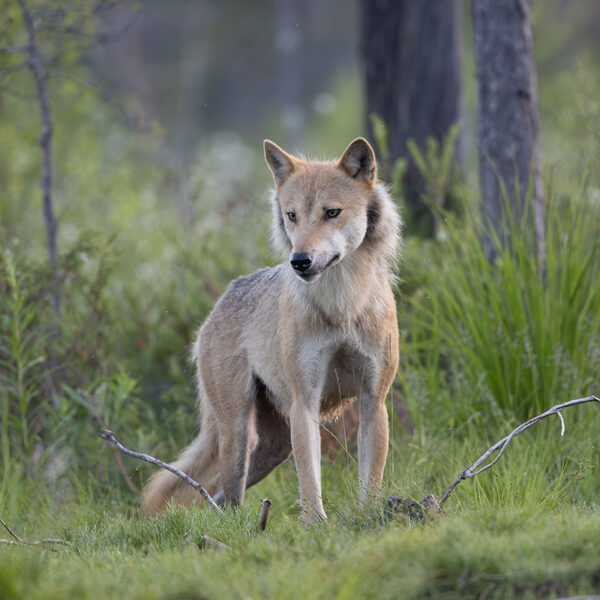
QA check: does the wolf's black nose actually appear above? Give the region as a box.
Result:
[290,253,312,272]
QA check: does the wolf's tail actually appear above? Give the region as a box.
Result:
[141,402,220,515]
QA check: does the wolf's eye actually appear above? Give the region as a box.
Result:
[286,211,296,223]
[325,208,341,219]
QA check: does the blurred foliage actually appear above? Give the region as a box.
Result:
[369,112,407,200]
[398,187,600,427]
[405,124,464,238]
[0,0,599,515]
[0,5,599,599]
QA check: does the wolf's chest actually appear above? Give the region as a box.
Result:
[319,342,377,415]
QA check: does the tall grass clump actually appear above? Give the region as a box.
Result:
[400,184,600,425]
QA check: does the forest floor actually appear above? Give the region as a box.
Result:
[2,422,599,600]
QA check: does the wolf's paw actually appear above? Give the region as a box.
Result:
[301,506,328,527]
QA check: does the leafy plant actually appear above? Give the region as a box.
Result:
[406,123,463,238]
[369,112,407,201]
[0,250,55,459]
[399,185,600,423]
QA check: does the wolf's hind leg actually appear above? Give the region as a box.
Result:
[214,372,263,507]
[245,392,292,489]
[217,406,257,507]
[213,381,292,503]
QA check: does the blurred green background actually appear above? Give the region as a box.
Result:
[1,0,599,535]
[2,2,600,598]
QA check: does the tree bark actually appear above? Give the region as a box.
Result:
[18,0,59,308]
[361,0,464,236]
[17,2,59,263]
[472,0,545,260]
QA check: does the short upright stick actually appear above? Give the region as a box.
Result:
[259,499,272,532]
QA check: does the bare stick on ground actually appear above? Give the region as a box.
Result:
[199,535,229,550]
[0,517,76,551]
[439,395,600,507]
[259,499,272,532]
[92,415,137,494]
[98,428,222,513]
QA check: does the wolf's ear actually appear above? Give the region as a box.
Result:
[264,140,297,186]
[338,138,377,185]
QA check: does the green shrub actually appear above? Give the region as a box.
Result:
[399,185,600,425]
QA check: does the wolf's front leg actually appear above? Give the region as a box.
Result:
[357,398,389,501]
[290,396,327,523]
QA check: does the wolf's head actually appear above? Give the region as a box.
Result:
[264,138,400,284]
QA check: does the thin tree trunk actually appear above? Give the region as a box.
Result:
[361,0,464,236]
[18,0,59,292]
[472,0,545,260]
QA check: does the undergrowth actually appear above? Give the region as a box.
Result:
[399,187,600,425]
[1,126,600,600]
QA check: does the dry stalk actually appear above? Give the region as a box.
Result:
[259,499,272,532]
[98,428,221,512]
[0,517,77,551]
[200,535,228,550]
[439,395,600,507]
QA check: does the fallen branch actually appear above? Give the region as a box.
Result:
[98,428,222,512]
[259,499,272,532]
[199,535,228,550]
[92,415,137,493]
[183,531,229,550]
[439,395,600,507]
[0,517,77,551]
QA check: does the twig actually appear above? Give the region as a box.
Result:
[199,535,228,550]
[557,410,565,436]
[440,395,600,507]
[98,428,222,512]
[113,449,138,494]
[0,518,20,542]
[0,44,28,54]
[91,414,137,493]
[183,531,228,550]
[259,499,272,532]
[1,517,76,551]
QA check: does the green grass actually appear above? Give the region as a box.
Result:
[3,505,600,600]
[398,189,600,425]
[2,183,600,598]
[2,75,600,598]
[2,407,600,600]
[3,16,600,595]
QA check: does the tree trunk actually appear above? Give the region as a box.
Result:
[360,0,464,236]
[472,0,545,260]
[18,0,59,309]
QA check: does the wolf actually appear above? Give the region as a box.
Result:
[142,137,401,522]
